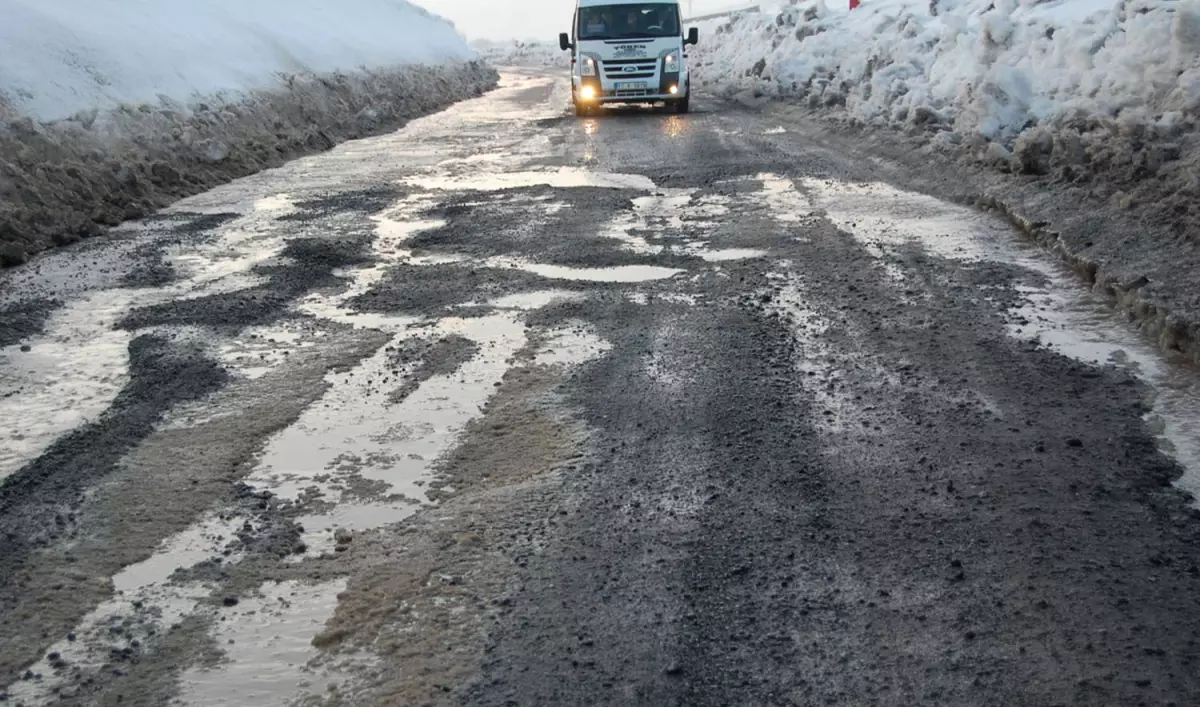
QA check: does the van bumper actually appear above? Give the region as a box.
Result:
[574,75,689,103]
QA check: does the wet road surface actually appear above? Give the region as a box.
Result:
[4,70,1200,706]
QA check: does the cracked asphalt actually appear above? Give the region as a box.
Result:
[3,70,1200,707]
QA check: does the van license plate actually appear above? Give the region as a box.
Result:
[615,81,648,90]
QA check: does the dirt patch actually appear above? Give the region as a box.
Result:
[0,62,498,266]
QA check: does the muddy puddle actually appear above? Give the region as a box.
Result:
[175,579,350,706]
[250,312,530,552]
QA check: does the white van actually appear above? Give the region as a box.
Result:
[558,0,699,116]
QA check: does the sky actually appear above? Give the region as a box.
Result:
[419,0,746,40]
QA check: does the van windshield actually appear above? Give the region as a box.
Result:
[577,3,681,41]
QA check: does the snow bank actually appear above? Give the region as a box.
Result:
[693,0,1200,139]
[691,0,1200,239]
[0,0,498,264]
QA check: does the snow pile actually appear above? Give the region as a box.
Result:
[0,0,498,264]
[471,39,568,68]
[691,0,1200,232]
[692,0,1200,140]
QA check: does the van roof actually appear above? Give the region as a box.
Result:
[576,0,678,7]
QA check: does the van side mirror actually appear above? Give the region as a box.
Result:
[686,27,699,45]
[559,33,573,51]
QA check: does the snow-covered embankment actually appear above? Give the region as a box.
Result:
[0,0,498,264]
[690,0,1200,217]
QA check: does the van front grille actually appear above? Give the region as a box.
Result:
[602,59,657,79]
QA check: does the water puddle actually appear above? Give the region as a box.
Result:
[166,194,297,290]
[633,192,693,215]
[180,310,615,701]
[486,257,683,283]
[406,167,656,192]
[598,190,699,255]
[246,314,527,507]
[6,582,213,704]
[5,514,245,703]
[295,503,419,559]
[533,322,611,367]
[0,193,306,480]
[756,173,812,224]
[373,217,447,256]
[478,290,585,311]
[597,210,664,255]
[694,248,768,262]
[605,180,774,264]
[0,291,137,481]
[296,207,439,331]
[686,193,733,221]
[801,178,1014,265]
[174,579,349,707]
[2,76,644,705]
[111,515,247,594]
[13,308,541,699]
[1008,282,1200,501]
[216,323,327,381]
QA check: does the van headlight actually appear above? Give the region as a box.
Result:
[664,54,679,73]
[580,57,597,77]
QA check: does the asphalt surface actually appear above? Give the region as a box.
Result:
[3,70,1200,707]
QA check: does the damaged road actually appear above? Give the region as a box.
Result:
[3,70,1200,706]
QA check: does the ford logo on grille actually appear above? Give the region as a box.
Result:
[623,66,638,73]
